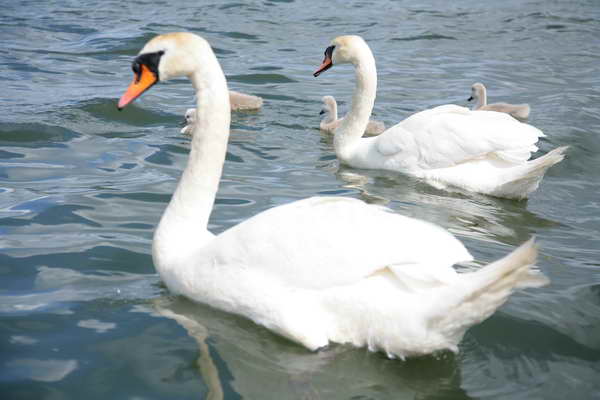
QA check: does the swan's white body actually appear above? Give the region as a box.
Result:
[469,82,530,120]
[315,36,566,200]
[320,95,385,136]
[119,32,548,358]
[181,90,262,135]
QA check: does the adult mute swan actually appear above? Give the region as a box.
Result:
[469,82,530,121]
[180,90,263,135]
[320,95,385,136]
[117,32,548,359]
[314,36,567,200]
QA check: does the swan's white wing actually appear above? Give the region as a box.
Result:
[376,105,544,170]
[202,197,472,290]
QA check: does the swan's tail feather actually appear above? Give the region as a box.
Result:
[432,238,548,343]
[493,146,568,199]
[461,237,548,294]
[523,146,568,178]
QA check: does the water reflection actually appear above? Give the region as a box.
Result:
[155,298,224,400]
[154,296,473,400]
[0,265,158,315]
[463,311,600,399]
[334,166,560,246]
[77,319,116,333]
[2,358,78,383]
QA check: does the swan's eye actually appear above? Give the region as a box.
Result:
[132,62,141,78]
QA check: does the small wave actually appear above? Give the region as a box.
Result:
[0,149,24,160]
[78,97,173,126]
[215,198,253,206]
[222,31,260,40]
[0,266,160,315]
[228,73,297,85]
[391,33,457,42]
[0,122,80,148]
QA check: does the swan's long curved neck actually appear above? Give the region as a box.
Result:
[334,49,377,158]
[154,52,230,259]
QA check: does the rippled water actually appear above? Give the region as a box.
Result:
[2,0,600,398]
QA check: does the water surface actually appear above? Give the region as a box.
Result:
[2,0,600,399]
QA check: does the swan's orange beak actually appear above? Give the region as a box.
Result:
[314,45,335,77]
[118,64,158,110]
[313,57,332,77]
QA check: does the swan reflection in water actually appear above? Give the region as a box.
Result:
[153,296,471,400]
[334,166,560,247]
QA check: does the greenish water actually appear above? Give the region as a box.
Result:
[1,0,600,399]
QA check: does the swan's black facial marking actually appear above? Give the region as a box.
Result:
[133,50,164,82]
[118,50,165,110]
[324,45,335,60]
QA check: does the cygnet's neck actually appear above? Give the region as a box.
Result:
[327,99,338,123]
[334,49,377,160]
[474,87,487,109]
[154,52,231,257]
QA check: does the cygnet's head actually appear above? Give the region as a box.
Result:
[184,108,196,124]
[320,95,336,116]
[313,35,371,77]
[118,32,212,110]
[468,82,486,102]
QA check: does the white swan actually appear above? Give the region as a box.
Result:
[469,82,530,120]
[180,90,263,135]
[314,36,567,200]
[117,32,548,359]
[320,95,385,136]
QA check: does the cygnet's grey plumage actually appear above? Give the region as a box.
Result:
[468,82,530,121]
[319,95,385,136]
[180,90,263,135]
[229,90,263,111]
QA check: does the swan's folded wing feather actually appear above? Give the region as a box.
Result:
[375,105,544,170]
[203,197,472,290]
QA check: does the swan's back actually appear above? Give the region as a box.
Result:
[377,105,543,170]
[229,90,263,111]
[199,197,471,290]
[365,119,386,135]
[479,102,531,120]
[320,118,341,133]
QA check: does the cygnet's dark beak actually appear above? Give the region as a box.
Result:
[319,110,325,115]
[467,96,474,102]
